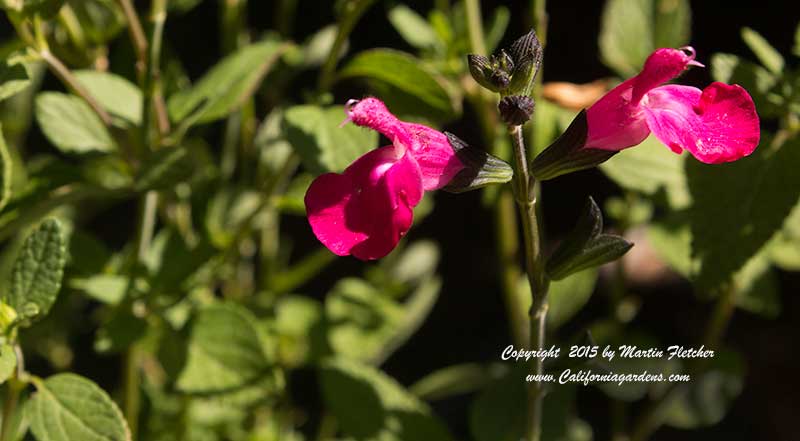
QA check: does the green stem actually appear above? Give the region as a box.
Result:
[118,0,149,80]
[317,0,376,94]
[146,0,170,142]
[496,191,529,347]
[528,0,547,154]
[122,345,142,439]
[464,0,486,56]
[1,346,27,441]
[509,125,549,441]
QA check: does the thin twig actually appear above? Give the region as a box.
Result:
[38,50,114,126]
[118,0,149,79]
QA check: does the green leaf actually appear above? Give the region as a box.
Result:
[600,135,689,208]
[733,251,780,318]
[664,351,744,428]
[653,0,691,49]
[470,366,590,441]
[27,373,130,441]
[274,296,327,367]
[794,22,800,57]
[5,218,66,321]
[35,92,116,154]
[769,200,800,270]
[410,363,502,401]
[688,138,800,291]
[711,53,779,118]
[546,197,633,280]
[168,37,290,124]
[0,124,11,212]
[69,274,128,304]
[647,215,695,277]
[338,49,459,122]
[1,0,65,17]
[600,0,691,76]
[0,56,30,102]
[545,268,598,329]
[326,278,405,362]
[0,343,16,384]
[320,357,453,441]
[74,70,141,126]
[600,0,655,76]
[66,0,125,44]
[387,4,440,51]
[282,104,377,174]
[741,27,784,74]
[176,303,273,393]
[484,6,510,53]
[204,188,262,248]
[134,146,194,191]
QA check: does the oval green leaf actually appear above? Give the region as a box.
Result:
[27,373,131,441]
[5,218,66,322]
[35,92,116,154]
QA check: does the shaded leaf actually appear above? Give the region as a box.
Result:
[1,0,65,17]
[320,357,452,441]
[600,135,689,208]
[27,373,130,441]
[545,268,598,329]
[600,0,655,76]
[388,4,440,51]
[653,0,691,49]
[741,27,784,74]
[410,363,503,401]
[135,146,194,191]
[0,124,11,212]
[546,197,632,280]
[67,0,125,44]
[769,200,800,270]
[35,92,115,153]
[664,351,744,428]
[176,303,272,393]
[688,138,800,291]
[0,57,30,102]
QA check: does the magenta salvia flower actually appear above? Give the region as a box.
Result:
[304,98,464,260]
[585,47,760,164]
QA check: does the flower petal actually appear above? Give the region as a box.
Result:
[585,77,651,151]
[632,47,699,102]
[346,97,464,189]
[643,83,760,163]
[304,146,424,260]
[400,123,464,190]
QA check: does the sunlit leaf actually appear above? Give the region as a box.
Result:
[5,219,66,322]
[282,104,378,174]
[74,70,142,126]
[27,373,130,441]
[35,92,116,154]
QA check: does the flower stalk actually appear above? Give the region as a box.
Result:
[508,124,550,441]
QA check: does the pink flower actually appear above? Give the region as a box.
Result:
[304,98,464,260]
[585,47,760,164]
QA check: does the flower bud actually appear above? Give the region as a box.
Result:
[441,132,514,193]
[498,95,535,126]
